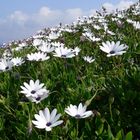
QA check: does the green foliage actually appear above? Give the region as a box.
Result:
[0,2,140,139]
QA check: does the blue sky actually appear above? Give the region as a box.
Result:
[0,0,137,43]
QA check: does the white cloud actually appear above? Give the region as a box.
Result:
[117,0,134,10]
[88,9,97,16]
[102,3,115,12]
[103,0,134,12]
[10,11,28,22]
[9,11,28,26]
[0,6,91,42]
[39,7,51,16]
[0,0,134,43]
[34,6,63,26]
[66,8,83,20]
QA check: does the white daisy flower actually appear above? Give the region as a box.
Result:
[0,59,13,72]
[100,41,128,57]
[18,42,27,48]
[47,31,61,40]
[82,32,101,42]
[27,52,50,61]
[33,39,43,47]
[65,103,93,119]
[51,42,64,48]
[133,21,140,29]
[106,30,115,35]
[27,92,49,104]
[89,36,101,42]
[83,56,95,63]
[38,42,55,53]
[73,47,81,55]
[20,79,49,99]
[126,19,133,24]
[12,46,24,51]
[93,25,101,30]
[11,57,25,66]
[53,46,79,58]
[60,27,76,33]
[32,107,63,131]
[2,49,13,60]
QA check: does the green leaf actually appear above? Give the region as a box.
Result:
[95,123,104,136]
[125,131,132,140]
[107,125,114,140]
[115,130,124,140]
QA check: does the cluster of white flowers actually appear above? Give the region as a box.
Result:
[127,19,140,30]
[82,32,101,42]
[53,45,80,58]
[37,42,55,53]
[19,79,93,131]
[27,52,50,61]
[11,57,25,66]
[32,103,93,131]
[83,56,95,63]
[133,21,140,30]
[1,0,139,133]
[20,79,50,104]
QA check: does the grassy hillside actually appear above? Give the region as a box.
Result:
[0,1,140,140]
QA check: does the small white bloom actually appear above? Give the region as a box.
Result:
[12,46,24,51]
[93,25,101,30]
[107,30,115,35]
[60,27,76,33]
[82,32,100,42]
[100,41,128,57]
[38,42,55,53]
[65,103,93,119]
[27,52,50,61]
[126,19,133,24]
[73,47,81,55]
[19,42,27,48]
[20,79,49,99]
[82,32,91,38]
[47,31,61,40]
[90,36,101,42]
[51,42,64,48]
[53,46,79,58]
[0,59,13,72]
[83,56,95,63]
[33,39,43,47]
[11,57,24,66]
[133,21,140,29]
[27,92,49,104]
[2,49,12,60]
[32,107,63,131]
[33,35,44,39]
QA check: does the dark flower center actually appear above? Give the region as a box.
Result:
[109,50,115,54]
[46,122,52,126]
[75,114,81,118]
[5,66,9,70]
[31,90,36,94]
[61,55,66,58]
[36,97,41,101]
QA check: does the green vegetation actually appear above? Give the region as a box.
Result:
[0,2,140,140]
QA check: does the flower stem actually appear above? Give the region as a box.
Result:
[85,89,100,106]
[109,104,113,122]
[76,120,79,137]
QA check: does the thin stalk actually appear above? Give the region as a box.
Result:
[109,103,113,122]
[85,89,100,106]
[76,120,79,138]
